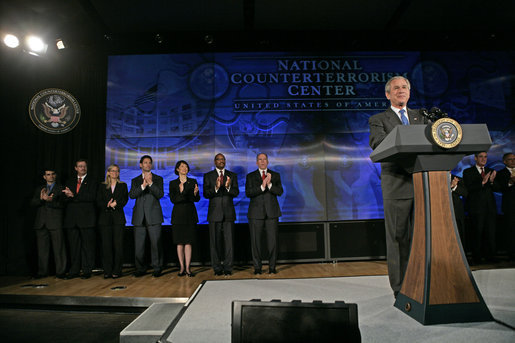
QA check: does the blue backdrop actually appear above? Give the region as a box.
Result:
[105,51,515,225]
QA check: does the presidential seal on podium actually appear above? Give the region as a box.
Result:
[430,117,463,149]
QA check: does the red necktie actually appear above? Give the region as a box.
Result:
[220,170,224,180]
[480,167,485,178]
[76,177,82,193]
[262,170,266,180]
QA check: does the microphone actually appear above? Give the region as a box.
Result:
[429,107,448,119]
[419,108,431,121]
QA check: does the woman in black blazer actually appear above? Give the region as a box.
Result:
[169,160,200,277]
[97,164,128,278]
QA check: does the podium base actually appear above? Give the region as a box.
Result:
[394,293,493,325]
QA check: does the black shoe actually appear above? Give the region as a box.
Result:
[186,271,195,277]
[103,274,111,279]
[55,274,66,279]
[178,271,186,277]
[65,273,79,280]
[81,273,91,279]
[268,269,277,274]
[133,271,146,277]
[254,269,262,275]
[224,270,232,276]
[214,270,223,276]
[152,270,163,277]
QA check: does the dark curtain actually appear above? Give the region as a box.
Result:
[1,48,107,275]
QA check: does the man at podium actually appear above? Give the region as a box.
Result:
[368,76,427,297]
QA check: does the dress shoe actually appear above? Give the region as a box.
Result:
[81,273,91,279]
[214,270,223,276]
[224,270,232,276]
[55,274,66,279]
[178,271,186,277]
[268,269,277,274]
[65,273,79,280]
[186,271,195,277]
[152,270,162,277]
[254,269,262,275]
[133,271,146,277]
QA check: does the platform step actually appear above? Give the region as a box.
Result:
[120,303,184,343]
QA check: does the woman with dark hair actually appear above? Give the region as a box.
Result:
[169,160,200,277]
[97,164,128,278]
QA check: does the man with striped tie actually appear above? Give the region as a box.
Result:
[368,76,427,297]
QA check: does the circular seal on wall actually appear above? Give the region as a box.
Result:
[189,63,229,100]
[430,117,463,149]
[28,88,81,134]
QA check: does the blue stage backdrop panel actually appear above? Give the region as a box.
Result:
[106,51,515,225]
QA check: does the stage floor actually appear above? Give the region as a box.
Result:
[167,269,515,343]
[0,261,391,299]
[1,260,513,299]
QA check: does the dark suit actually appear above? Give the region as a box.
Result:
[203,169,239,273]
[170,177,200,242]
[97,182,128,276]
[30,183,67,276]
[463,166,497,262]
[368,107,426,293]
[245,169,283,271]
[64,174,97,276]
[129,173,164,273]
[451,177,468,243]
[494,167,515,259]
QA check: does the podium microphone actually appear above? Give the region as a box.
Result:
[419,108,432,122]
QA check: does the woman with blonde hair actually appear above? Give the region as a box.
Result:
[97,164,128,278]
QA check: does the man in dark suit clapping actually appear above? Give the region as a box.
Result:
[129,155,164,277]
[203,153,239,276]
[245,153,283,275]
[463,151,497,264]
[63,159,97,279]
[494,153,515,261]
[31,168,67,279]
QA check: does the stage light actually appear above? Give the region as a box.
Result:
[56,39,65,49]
[155,34,163,44]
[25,35,47,55]
[3,34,19,48]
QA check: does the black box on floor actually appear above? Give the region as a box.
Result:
[231,299,360,343]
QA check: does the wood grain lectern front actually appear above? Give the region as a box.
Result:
[370,123,493,325]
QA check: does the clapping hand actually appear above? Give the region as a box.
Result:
[62,187,74,197]
[225,176,231,188]
[194,183,199,196]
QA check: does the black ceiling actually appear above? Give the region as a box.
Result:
[1,0,515,54]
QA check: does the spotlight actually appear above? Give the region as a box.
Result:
[56,38,65,50]
[204,34,214,45]
[3,34,19,48]
[155,34,163,44]
[25,35,48,55]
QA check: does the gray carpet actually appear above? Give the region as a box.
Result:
[166,269,515,342]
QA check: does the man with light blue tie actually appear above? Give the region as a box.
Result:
[368,76,427,298]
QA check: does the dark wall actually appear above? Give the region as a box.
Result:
[1,48,107,275]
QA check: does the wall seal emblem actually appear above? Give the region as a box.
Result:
[28,88,81,134]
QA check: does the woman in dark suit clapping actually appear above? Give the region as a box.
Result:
[169,160,200,277]
[97,164,128,279]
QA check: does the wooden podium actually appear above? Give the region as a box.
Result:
[370,124,493,325]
